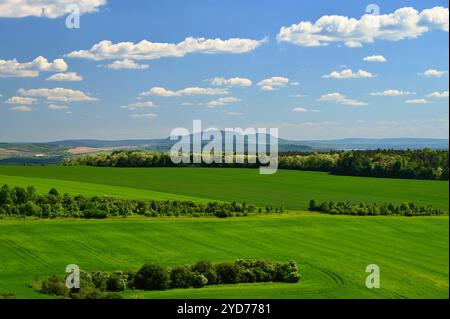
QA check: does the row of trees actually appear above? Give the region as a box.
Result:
[0,184,283,219]
[63,149,449,180]
[36,259,300,299]
[308,200,447,216]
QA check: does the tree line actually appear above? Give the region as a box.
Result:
[63,149,449,180]
[308,200,447,216]
[33,259,300,299]
[0,184,283,219]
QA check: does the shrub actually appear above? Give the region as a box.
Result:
[134,263,170,291]
[191,261,217,285]
[170,265,195,288]
[216,262,241,284]
[192,274,208,288]
[41,275,70,298]
[106,272,128,292]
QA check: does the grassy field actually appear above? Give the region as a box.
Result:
[0,166,448,210]
[0,165,448,299]
[0,214,448,299]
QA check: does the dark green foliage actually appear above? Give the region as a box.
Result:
[309,200,447,216]
[37,259,301,298]
[0,184,275,219]
[216,262,241,284]
[63,149,449,181]
[191,260,217,285]
[134,263,170,291]
[41,275,70,298]
[169,265,196,288]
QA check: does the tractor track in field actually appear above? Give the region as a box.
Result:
[2,239,53,268]
[303,262,345,293]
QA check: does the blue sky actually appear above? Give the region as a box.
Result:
[0,0,448,142]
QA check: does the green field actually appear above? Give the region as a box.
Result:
[0,214,448,299]
[0,166,448,210]
[0,165,448,299]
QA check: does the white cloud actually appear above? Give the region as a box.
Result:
[129,113,157,119]
[207,97,240,108]
[67,37,267,61]
[257,76,290,90]
[48,104,69,110]
[406,99,431,104]
[107,59,149,70]
[140,86,229,97]
[318,92,368,106]
[419,69,448,77]
[121,101,156,110]
[46,72,83,81]
[277,6,449,48]
[323,69,374,79]
[292,107,321,113]
[210,77,252,87]
[0,56,67,78]
[11,105,32,112]
[426,91,449,98]
[363,55,387,62]
[18,88,97,102]
[4,96,36,104]
[370,90,416,96]
[0,0,107,18]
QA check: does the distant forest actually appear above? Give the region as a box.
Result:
[63,149,449,181]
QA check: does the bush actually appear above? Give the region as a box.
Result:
[191,261,217,285]
[41,275,70,298]
[192,274,208,288]
[216,262,241,284]
[170,265,195,288]
[107,272,128,292]
[134,263,170,291]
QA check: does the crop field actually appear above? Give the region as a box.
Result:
[0,214,448,299]
[0,165,448,299]
[0,166,448,210]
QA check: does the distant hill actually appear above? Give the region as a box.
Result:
[0,137,448,164]
[47,137,449,151]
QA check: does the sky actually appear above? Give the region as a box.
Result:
[0,0,449,142]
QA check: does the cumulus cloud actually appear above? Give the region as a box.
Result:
[277,6,449,48]
[0,56,68,77]
[48,104,69,110]
[107,59,149,70]
[207,97,240,108]
[323,69,374,79]
[4,96,36,104]
[210,77,252,87]
[419,69,448,77]
[370,90,416,96]
[257,76,290,90]
[121,101,156,110]
[67,37,267,61]
[11,105,32,112]
[46,72,83,81]
[363,55,387,62]
[140,86,229,97]
[0,0,107,18]
[406,99,431,104]
[318,92,368,106]
[18,88,97,102]
[129,113,157,119]
[426,91,449,98]
[292,107,321,113]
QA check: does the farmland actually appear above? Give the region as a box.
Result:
[0,165,448,299]
[0,166,448,210]
[0,214,448,299]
